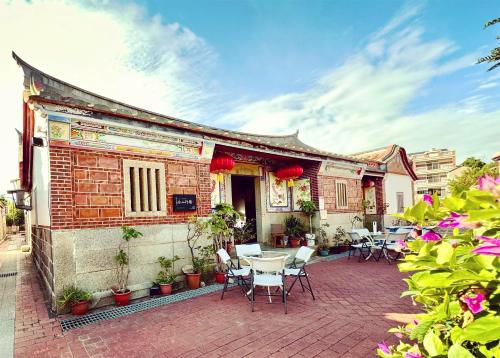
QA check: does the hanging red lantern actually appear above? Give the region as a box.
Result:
[210,154,235,181]
[276,165,304,187]
[363,180,375,188]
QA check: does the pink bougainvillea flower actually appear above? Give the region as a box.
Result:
[404,352,423,358]
[422,194,433,206]
[421,231,441,241]
[462,293,485,314]
[472,236,500,257]
[438,212,480,229]
[478,175,500,196]
[396,240,408,250]
[377,341,390,354]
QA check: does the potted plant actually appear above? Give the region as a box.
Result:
[330,227,348,254]
[157,255,180,295]
[184,216,213,289]
[299,200,317,246]
[233,218,256,245]
[207,203,240,283]
[317,223,330,256]
[112,225,143,306]
[284,215,304,248]
[57,285,93,316]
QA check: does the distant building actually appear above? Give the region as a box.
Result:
[409,148,456,200]
[493,152,500,172]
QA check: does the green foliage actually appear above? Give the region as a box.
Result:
[6,201,24,226]
[207,204,240,270]
[284,215,304,238]
[234,218,256,244]
[114,226,143,292]
[57,285,92,309]
[316,222,330,249]
[299,200,317,234]
[332,226,347,246]
[378,176,500,357]
[477,17,500,71]
[157,255,180,285]
[462,157,486,170]
[448,163,498,196]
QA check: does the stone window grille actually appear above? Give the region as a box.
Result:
[335,180,348,209]
[123,159,167,217]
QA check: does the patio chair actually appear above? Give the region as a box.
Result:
[347,232,370,261]
[271,224,285,248]
[235,243,262,269]
[284,246,315,300]
[216,248,250,300]
[245,255,288,314]
[377,233,408,263]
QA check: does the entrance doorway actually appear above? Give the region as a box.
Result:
[231,175,257,243]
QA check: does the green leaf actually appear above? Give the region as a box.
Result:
[423,330,445,356]
[411,319,434,341]
[442,196,466,211]
[436,242,454,265]
[460,315,500,344]
[410,201,428,225]
[468,209,500,221]
[448,344,475,358]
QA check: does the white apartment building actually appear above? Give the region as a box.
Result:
[409,148,456,200]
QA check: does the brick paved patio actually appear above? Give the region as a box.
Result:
[14,252,418,358]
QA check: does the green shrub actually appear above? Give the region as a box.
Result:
[377,175,500,358]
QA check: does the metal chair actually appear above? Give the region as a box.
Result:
[377,233,408,263]
[347,232,370,261]
[216,248,250,300]
[244,255,288,314]
[284,246,315,300]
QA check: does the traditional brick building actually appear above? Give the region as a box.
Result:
[14,53,371,309]
[353,145,417,228]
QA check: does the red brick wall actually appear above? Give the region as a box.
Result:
[317,175,362,213]
[49,145,211,229]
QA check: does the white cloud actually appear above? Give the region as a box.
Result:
[219,4,498,163]
[0,0,216,192]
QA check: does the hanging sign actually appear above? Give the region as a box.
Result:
[173,194,197,211]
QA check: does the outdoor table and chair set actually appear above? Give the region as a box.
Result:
[216,244,315,314]
[346,227,419,264]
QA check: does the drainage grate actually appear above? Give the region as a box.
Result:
[0,272,17,278]
[60,283,232,332]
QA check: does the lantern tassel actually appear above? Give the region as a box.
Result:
[217,173,224,182]
[287,179,294,187]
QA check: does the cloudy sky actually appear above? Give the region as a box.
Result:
[0,0,499,192]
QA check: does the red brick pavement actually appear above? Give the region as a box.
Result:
[14,253,419,358]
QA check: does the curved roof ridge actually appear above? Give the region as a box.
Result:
[13,52,364,163]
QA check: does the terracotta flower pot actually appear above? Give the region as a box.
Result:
[113,289,131,306]
[215,272,226,284]
[70,301,89,316]
[159,283,173,295]
[186,273,201,289]
[290,238,300,248]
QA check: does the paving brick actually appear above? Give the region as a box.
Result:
[14,252,418,358]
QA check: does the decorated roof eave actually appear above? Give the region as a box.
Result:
[13,52,365,166]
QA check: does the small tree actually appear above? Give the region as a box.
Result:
[299,200,317,234]
[185,216,211,274]
[207,203,240,271]
[114,226,143,293]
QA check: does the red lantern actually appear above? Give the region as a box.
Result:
[276,165,304,187]
[210,154,235,181]
[363,180,375,188]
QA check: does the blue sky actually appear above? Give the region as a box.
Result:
[0,0,499,189]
